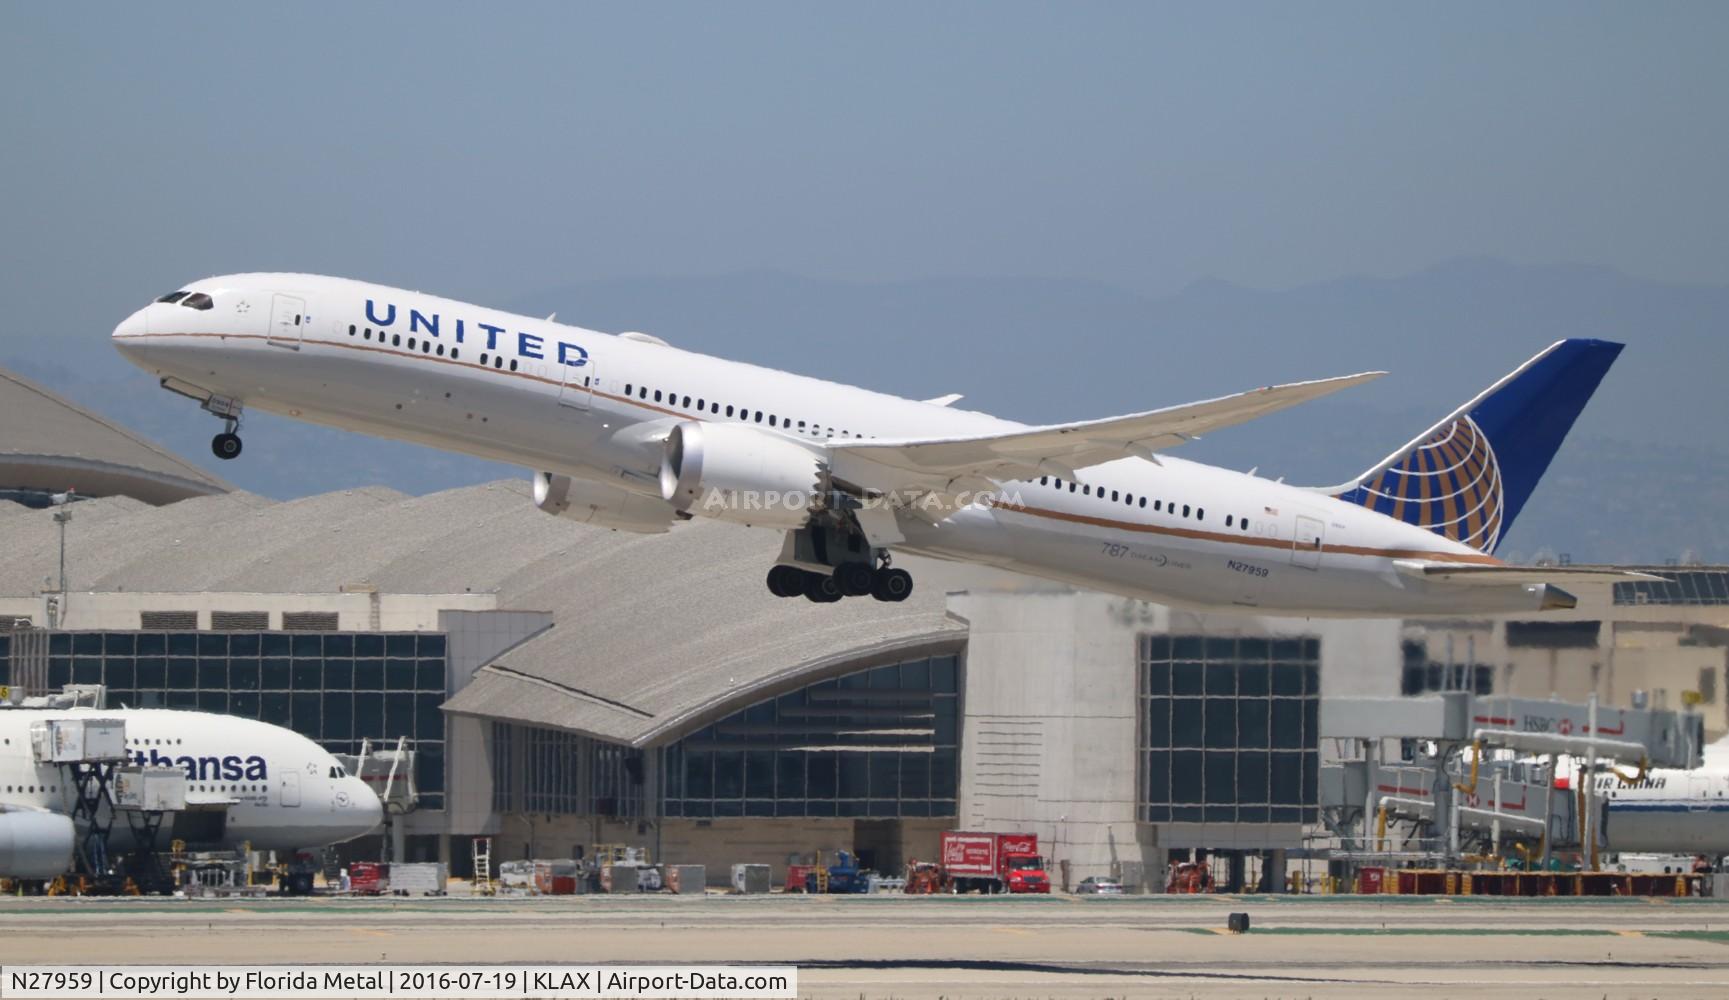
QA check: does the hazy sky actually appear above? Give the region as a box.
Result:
[2,1,1725,333]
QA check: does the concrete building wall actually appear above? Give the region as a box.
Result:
[441,610,553,695]
[951,591,1151,889]
[953,590,1401,888]
[441,715,497,838]
[1401,603,1729,740]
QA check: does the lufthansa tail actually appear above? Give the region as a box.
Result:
[1326,339,1623,555]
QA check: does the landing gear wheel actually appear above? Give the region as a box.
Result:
[803,572,843,603]
[211,432,243,460]
[871,567,913,603]
[834,562,874,597]
[766,565,804,598]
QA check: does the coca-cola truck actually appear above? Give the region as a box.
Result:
[938,831,1050,894]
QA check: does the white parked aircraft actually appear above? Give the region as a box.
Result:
[1586,737,1729,856]
[0,708,383,878]
[113,274,1651,616]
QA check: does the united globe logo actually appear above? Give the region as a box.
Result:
[1337,416,1505,554]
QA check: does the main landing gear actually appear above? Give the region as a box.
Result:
[766,517,914,604]
[766,560,913,604]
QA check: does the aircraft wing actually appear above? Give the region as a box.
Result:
[1393,561,1667,585]
[829,372,1384,502]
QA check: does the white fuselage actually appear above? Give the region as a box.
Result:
[113,273,1545,617]
[0,708,382,853]
[1595,765,1729,856]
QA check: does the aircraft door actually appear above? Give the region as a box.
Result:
[1688,774,1710,813]
[267,294,306,349]
[1292,515,1325,570]
[280,770,302,807]
[558,361,593,410]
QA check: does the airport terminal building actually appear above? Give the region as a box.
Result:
[2,372,1723,887]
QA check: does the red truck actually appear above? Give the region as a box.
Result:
[938,831,1050,894]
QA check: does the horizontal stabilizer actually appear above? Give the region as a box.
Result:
[1393,560,1665,585]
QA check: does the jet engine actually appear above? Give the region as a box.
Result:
[0,810,75,879]
[532,472,683,534]
[659,422,826,529]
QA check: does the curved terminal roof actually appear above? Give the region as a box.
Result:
[0,367,230,505]
[0,479,963,745]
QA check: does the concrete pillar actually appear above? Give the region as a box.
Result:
[1225,851,1246,893]
[1145,845,1168,894]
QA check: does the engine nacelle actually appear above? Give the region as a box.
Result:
[532,471,682,534]
[0,811,74,879]
[659,422,826,529]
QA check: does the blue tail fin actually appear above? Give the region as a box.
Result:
[1329,339,1622,554]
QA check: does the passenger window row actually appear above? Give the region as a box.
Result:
[1037,476,1252,532]
[349,324,463,362]
[621,382,870,440]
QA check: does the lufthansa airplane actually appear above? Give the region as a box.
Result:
[112,274,1651,616]
[0,708,383,878]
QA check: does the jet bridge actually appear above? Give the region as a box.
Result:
[336,737,418,863]
[23,713,189,892]
[1321,692,1704,870]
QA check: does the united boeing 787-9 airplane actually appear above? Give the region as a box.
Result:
[112,274,1652,615]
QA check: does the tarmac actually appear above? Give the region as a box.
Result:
[1,891,1727,999]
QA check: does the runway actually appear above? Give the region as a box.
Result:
[1,893,1726,999]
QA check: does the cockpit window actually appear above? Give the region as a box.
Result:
[181,292,214,310]
[156,291,189,304]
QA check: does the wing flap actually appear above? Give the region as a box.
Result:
[833,371,1385,493]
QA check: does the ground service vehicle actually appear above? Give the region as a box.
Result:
[1076,875,1124,895]
[938,831,1050,894]
[795,850,870,893]
[1166,861,1213,894]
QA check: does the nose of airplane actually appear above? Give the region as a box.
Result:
[347,777,385,835]
[113,306,148,338]
[111,307,150,361]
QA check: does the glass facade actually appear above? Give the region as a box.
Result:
[0,631,448,809]
[1399,639,1494,695]
[1138,635,1320,825]
[660,652,960,819]
[490,724,646,818]
[1615,570,1729,606]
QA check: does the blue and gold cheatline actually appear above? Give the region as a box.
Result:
[1336,416,1504,554]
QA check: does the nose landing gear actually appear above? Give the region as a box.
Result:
[159,381,247,462]
[211,421,243,460]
